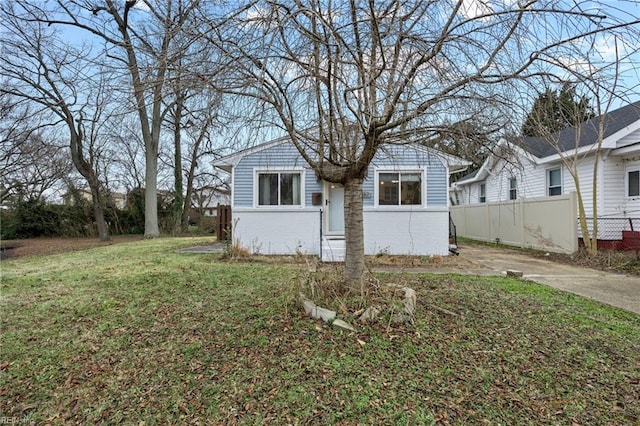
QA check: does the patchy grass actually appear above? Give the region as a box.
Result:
[1,238,639,424]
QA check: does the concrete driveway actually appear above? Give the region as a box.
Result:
[457,244,640,315]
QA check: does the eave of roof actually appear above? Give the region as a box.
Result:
[454,138,530,185]
[212,136,290,172]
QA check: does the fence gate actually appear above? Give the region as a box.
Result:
[216,204,232,241]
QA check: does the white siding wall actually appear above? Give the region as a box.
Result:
[233,209,321,255]
[611,127,640,216]
[363,208,449,256]
[457,153,620,219]
[232,207,449,256]
[458,156,541,204]
[455,183,478,204]
[617,128,640,147]
[602,156,626,216]
[522,162,544,198]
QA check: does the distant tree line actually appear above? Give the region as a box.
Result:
[0,188,178,239]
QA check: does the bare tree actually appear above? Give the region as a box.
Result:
[202,1,638,293]
[110,116,146,192]
[11,0,205,238]
[163,67,224,233]
[178,93,225,232]
[0,8,115,240]
[0,104,71,203]
[0,97,65,202]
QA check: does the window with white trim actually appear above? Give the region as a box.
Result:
[479,183,486,203]
[378,171,422,205]
[628,169,640,198]
[508,177,517,200]
[257,172,301,206]
[547,167,562,196]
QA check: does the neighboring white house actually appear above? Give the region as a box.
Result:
[452,101,640,246]
[62,189,128,210]
[191,186,231,217]
[453,101,640,214]
[213,137,470,260]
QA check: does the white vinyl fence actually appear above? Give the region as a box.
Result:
[450,192,578,254]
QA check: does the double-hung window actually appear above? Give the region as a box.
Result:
[547,167,562,196]
[479,183,486,203]
[257,172,301,206]
[508,177,517,200]
[628,169,640,198]
[378,171,422,206]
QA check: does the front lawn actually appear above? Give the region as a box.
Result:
[1,238,638,424]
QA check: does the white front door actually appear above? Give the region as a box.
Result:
[327,184,345,234]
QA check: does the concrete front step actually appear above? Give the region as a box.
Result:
[322,236,345,262]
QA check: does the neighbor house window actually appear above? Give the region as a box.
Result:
[547,167,562,196]
[508,177,517,200]
[628,170,640,198]
[258,172,301,206]
[479,183,486,203]
[378,171,422,205]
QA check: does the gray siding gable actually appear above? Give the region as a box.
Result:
[233,141,448,207]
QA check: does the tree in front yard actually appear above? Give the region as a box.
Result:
[200,1,639,294]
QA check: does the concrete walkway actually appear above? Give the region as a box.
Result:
[454,244,640,315]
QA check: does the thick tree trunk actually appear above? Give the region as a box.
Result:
[144,150,160,238]
[181,180,194,233]
[172,100,184,235]
[343,177,365,295]
[173,91,187,234]
[181,136,201,233]
[91,189,110,242]
[84,178,109,242]
[69,129,110,242]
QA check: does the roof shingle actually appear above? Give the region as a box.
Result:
[516,101,640,158]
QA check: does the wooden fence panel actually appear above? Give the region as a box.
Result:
[216,204,232,241]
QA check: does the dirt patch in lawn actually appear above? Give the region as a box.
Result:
[0,236,143,260]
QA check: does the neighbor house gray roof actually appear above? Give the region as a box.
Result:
[514,101,640,158]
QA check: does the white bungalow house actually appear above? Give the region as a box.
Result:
[213,137,470,260]
[452,100,640,249]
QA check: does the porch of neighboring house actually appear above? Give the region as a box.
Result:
[579,217,640,252]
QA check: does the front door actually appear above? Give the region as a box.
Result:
[327,184,344,234]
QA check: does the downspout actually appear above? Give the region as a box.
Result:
[319,208,323,261]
